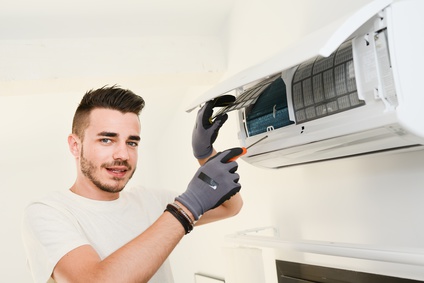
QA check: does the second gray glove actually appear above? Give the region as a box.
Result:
[192,95,235,159]
[176,148,243,220]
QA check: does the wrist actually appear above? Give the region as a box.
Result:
[165,202,196,234]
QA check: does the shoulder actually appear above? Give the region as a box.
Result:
[27,190,72,205]
[24,190,67,212]
[24,190,73,215]
[23,190,81,232]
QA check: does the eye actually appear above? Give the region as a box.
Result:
[127,141,139,147]
[100,138,112,144]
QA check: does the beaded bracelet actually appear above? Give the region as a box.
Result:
[165,203,194,234]
[169,203,194,226]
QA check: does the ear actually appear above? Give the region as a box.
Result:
[68,134,81,158]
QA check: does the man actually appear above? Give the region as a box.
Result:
[22,86,243,283]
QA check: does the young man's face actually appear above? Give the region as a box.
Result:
[78,108,141,194]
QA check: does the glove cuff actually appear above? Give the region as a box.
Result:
[193,146,213,160]
[175,196,202,221]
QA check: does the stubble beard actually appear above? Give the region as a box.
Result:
[80,147,136,194]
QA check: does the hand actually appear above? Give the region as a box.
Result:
[176,148,243,220]
[192,95,235,159]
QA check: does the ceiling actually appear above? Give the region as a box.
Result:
[0,0,235,40]
[0,0,236,95]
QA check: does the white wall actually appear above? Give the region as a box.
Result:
[3,0,424,282]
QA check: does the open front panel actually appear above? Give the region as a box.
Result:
[213,73,281,118]
[214,38,370,138]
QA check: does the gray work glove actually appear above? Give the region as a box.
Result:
[192,95,235,159]
[176,147,243,220]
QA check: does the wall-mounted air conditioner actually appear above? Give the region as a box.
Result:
[187,0,424,168]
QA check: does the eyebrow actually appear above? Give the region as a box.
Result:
[98,131,141,141]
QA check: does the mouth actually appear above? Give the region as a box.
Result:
[105,167,129,178]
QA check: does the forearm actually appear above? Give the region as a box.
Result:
[196,193,243,226]
[100,212,185,281]
[53,212,186,283]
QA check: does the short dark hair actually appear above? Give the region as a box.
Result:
[72,85,145,139]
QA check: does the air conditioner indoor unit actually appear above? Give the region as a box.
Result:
[186,0,424,168]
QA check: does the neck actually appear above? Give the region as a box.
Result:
[70,182,120,201]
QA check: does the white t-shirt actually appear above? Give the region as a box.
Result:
[22,186,176,283]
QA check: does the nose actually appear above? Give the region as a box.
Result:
[113,142,130,160]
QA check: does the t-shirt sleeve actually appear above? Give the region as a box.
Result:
[22,201,90,283]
